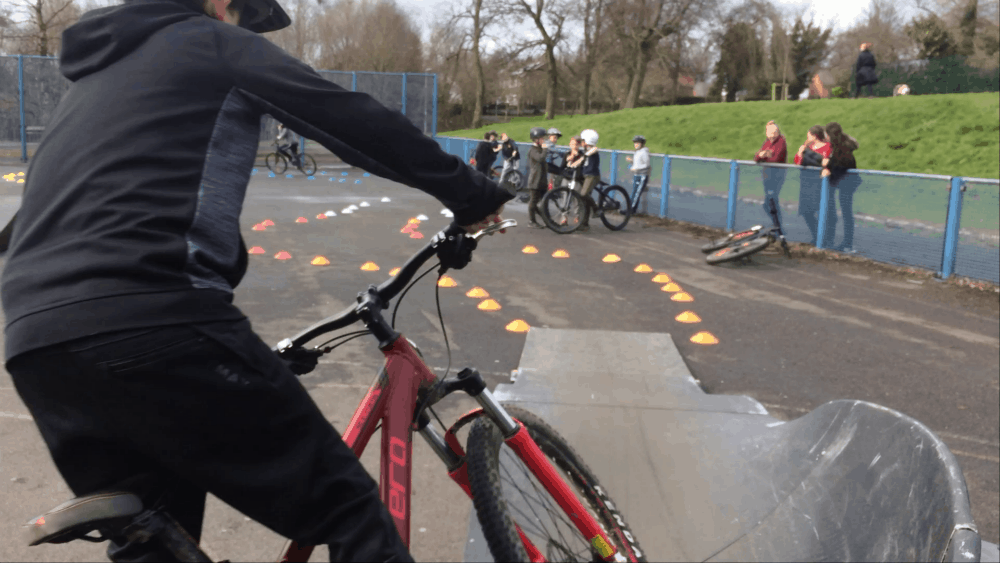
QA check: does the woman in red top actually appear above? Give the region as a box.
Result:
[795,125,832,245]
[754,120,788,225]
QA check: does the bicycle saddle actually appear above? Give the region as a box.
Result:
[24,491,144,546]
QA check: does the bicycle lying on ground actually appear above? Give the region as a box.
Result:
[541,176,632,234]
[701,198,791,264]
[265,142,318,176]
[23,219,646,563]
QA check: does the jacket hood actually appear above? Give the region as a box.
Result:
[60,0,209,82]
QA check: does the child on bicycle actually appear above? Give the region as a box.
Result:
[625,135,650,211]
[497,132,520,193]
[275,122,300,165]
[527,126,549,228]
[578,129,601,231]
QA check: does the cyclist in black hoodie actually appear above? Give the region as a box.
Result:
[1,0,511,560]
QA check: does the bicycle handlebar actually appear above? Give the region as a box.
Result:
[275,219,517,352]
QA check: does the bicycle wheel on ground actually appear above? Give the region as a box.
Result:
[700,228,759,253]
[466,405,646,563]
[540,188,585,234]
[265,153,287,174]
[706,236,771,264]
[598,185,631,231]
[503,170,524,194]
[298,154,317,176]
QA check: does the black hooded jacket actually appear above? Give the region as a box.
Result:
[1,0,511,361]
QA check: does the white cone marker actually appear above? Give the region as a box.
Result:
[359,202,370,207]
[381,197,391,202]
[416,214,429,221]
[325,211,337,217]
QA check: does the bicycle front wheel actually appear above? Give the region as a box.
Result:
[466,405,646,563]
[598,185,631,231]
[298,154,317,176]
[265,153,287,174]
[706,236,770,264]
[540,188,585,234]
[504,170,524,194]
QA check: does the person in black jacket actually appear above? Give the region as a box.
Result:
[526,126,549,228]
[822,122,861,252]
[472,130,500,174]
[854,43,878,99]
[0,0,512,561]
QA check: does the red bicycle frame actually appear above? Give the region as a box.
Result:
[277,335,621,563]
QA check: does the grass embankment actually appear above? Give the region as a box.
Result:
[442,93,999,180]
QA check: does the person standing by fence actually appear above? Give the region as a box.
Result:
[822,122,861,252]
[754,120,788,225]
[526,127,549,229]
[626,135,651,210]
[854,43,879,99]
[795,125,832,245]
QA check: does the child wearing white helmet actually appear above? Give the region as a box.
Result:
[578,129,601,230]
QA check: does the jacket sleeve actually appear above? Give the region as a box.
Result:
[218,29,512,226]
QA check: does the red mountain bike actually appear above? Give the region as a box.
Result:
[23,219,646,563]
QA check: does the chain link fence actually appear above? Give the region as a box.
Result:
[0,55,437,162]
[437,134,999,285]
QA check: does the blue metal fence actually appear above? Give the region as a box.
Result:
[435,135,999,284]
[0,55,438,161]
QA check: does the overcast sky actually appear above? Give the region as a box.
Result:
[396,0,924,42]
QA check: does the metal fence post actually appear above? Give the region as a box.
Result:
[610,151,618,185]
[660,155,671,218]
[940,176,965,279]
[431,74,438,138]
[351,72,357,92]
[726,160,738,231]
[444,137,450,156]
[816,175,831,249]
[18,55,27,163]
[401,73,407,117]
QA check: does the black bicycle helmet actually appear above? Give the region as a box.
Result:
[530,127,547,141]
[547,128,563,137]
[633,135,646,144]
[229,0,291,33]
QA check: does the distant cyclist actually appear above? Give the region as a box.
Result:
[275,122,301,166]
[1,0,512,561]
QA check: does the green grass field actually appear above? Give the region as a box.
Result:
[442,93,999,180]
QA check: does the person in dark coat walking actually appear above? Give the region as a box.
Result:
[854,43,878,98]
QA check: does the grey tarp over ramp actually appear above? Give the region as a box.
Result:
[465,328,993,562]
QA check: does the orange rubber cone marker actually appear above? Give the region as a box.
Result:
[311,256,330,266]
[652,273,670,283]
[466,287,489,298]
[316,213,328,220]
[252,223,266,231]
[401,224,415,233]
[522,245,539,254]
[602,254,621,263]
[263,219,274,226]
[408,218,421,225]
[552,249,569,258]
[361,261,379,271]
[634,264,652,273]
[675,311,701,323]
[410,231,424,239]
[671,292,694,302]
[661,283,682,293]
[505,320,530,333]
[690,332,719,345]
[248,246,265,255]
[478,299,501,311]
[438,276,457,287]
[274,251,292,260]
[389,267,401,276]
[296,217,308,223]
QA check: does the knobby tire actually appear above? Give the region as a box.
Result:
[706,236,771,264]
[700,228,758,253]
[466,405,647,563]
[598,185,631,231]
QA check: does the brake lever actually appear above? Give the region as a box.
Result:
[470,218,517,241]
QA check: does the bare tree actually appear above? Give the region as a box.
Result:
[576,0,606,114]
[505,0,569,120]
[306,0,422,71]
[608,0,702,109]
[4,0,80,56]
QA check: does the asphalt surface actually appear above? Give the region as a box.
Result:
[0,163,997,561]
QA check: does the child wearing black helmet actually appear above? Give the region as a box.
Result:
[626,135,650,212]
[527,126,549,228]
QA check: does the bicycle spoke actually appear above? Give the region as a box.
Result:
[497,446,595,560]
